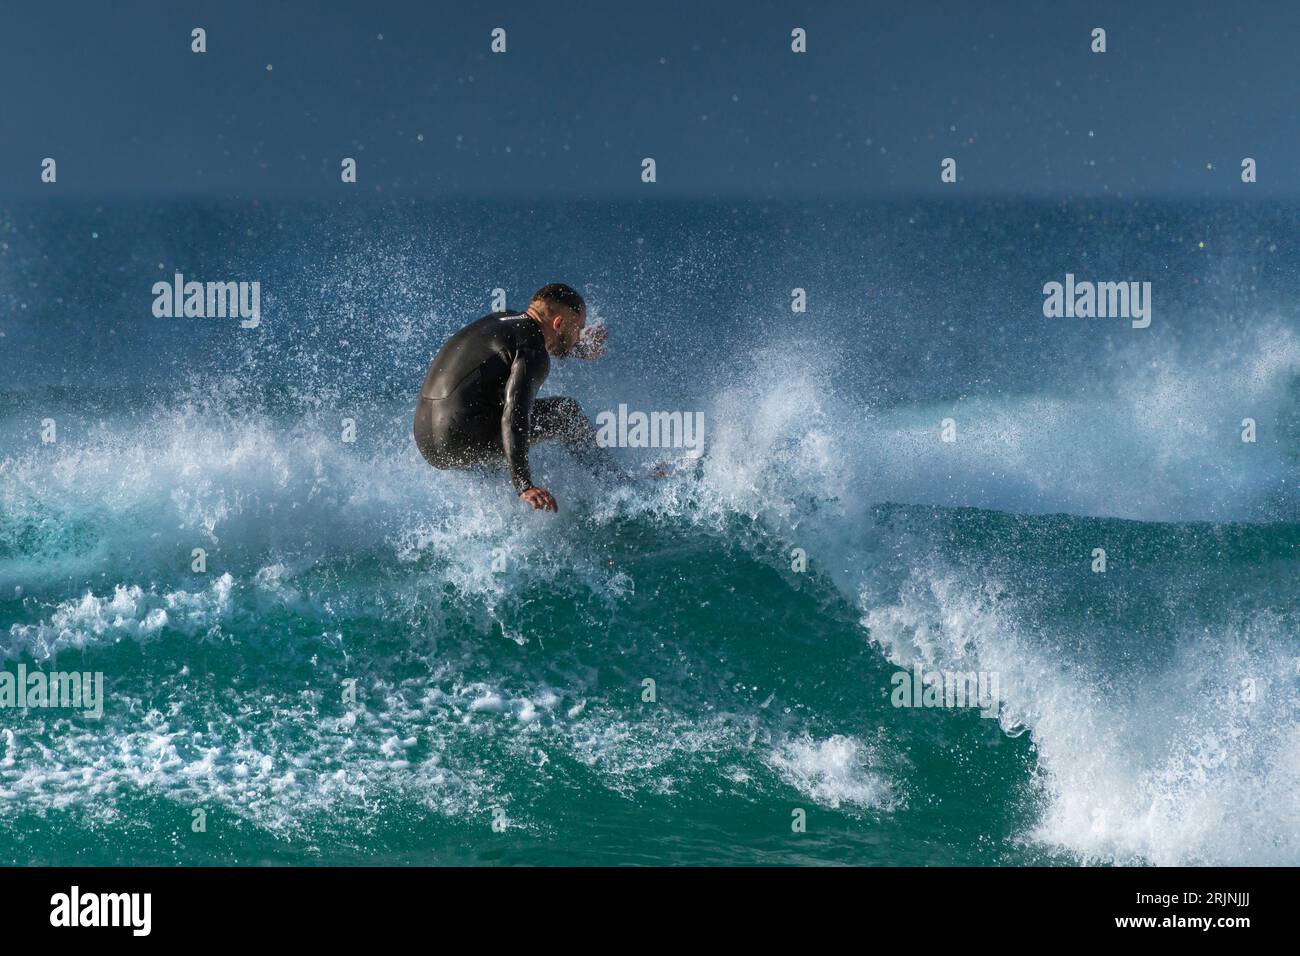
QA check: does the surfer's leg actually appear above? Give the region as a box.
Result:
[530,396,628,482]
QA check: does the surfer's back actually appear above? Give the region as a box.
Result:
[418,312,549,404]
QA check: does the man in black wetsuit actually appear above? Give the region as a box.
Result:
[413,283,622,512]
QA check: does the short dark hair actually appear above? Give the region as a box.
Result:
[531,283,585,315]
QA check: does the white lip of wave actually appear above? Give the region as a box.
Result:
[861,564,1300,866]
[702,326,1299,526]
[0,401,455,589]
[1022,619,1300,867]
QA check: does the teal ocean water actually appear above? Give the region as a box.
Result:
[1,200,1297,865]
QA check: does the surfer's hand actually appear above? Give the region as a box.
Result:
[520,487,558,512]
[574,325,607,360]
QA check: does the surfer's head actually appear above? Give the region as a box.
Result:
[529,283,586,357]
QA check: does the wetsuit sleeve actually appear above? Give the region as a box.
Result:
[501,349,544,494]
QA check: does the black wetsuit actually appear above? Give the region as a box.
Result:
[413,311,624,494]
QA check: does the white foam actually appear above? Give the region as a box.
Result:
[3,574,235,662]
[767,734,899,812]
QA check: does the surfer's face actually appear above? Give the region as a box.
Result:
[548,305,585,357]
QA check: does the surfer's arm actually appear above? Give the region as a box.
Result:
[501,349,542,494]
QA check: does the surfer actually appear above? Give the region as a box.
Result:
[413,283,625,511]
